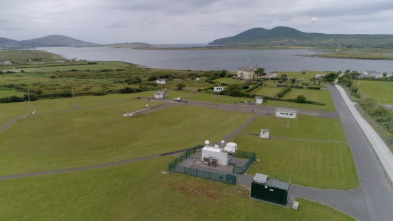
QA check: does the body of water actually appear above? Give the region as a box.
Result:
[39,47,393,73]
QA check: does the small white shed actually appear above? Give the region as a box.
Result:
[156,79,166,84]
[154,90,168,99]
[260,129,270,139]
[255,97,263,105]
[275,108,297,119]
[214,86,225,92]
[202,141,228,166]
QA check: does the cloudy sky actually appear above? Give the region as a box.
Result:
[1,0,393,44]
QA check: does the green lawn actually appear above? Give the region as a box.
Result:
[233,135,359,189]
[357,80,393,105]
[0,87,25,97]
[0,104,252,175]
[243,115,347,141]
[214,77,245,85]
[0,157,354,221]
[189,93,254,104]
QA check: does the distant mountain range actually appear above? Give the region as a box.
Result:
[0,35,99,49]
[209,26,393,48]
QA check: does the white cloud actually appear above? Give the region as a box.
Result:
[1,0,393,43]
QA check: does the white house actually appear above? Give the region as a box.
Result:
[156,79,166,84]
[275,108,297,119]
[154,90,168,99]
[260,129,270,139]
[315,74,325,79]
[255,97,263,105]
[237,65,259,80]
[1,61,12,65]
[264,72,278,79]
[202,140,229,166]
[214,86,225,92]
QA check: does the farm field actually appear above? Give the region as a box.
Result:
[357,80,393,105]
[0,103,253,175]
[233,134,358,189]
[0,157,354,221]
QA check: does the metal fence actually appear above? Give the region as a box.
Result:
[168,144,237,185]
[233,150,256,174]
[172,166,237,185]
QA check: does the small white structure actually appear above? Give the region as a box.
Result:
[275,108,297,119]
[223,142,237,154]
[292,201,299,210]
[1,61,12,65]
[255,97,263,105]
[214,86,225,92]
[154,90,168,99]
[201,140,229,165]
[260,129,270,139]
[315,74,325,79]
[156,79,166,84]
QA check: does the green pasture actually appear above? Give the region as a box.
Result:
[282,88,336,111]
[7,61,130,73]
[243,115,347,141]
[0,87,25,97]
[357,80,393,105]
[277,71,333,82]
[214,77,244,85]
[0,104,252,175]
[0,49,62,64]
[253,85,282,97]
[0,157,354,221]
[234,135,358,189]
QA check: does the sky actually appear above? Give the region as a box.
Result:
[1,0,393,44]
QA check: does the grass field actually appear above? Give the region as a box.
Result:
[357,80,393,105]
[0,103,253,175]
[188,93,254,104]
[6,61,131,72]
[243,115,347,141]
[232,115,358,189]
[233,135,358,189]
[0,157,354,221]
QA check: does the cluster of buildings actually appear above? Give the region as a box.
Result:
[359,71,393,79]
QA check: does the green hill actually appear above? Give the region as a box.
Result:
[20,35,99,47]
[209,26,393,48]
[0,35,99,49]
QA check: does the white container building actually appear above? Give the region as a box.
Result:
[201,141,229,165]
[275,108,297,119]
[260,129,270,139]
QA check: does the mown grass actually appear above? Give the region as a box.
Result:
[0,104,252,175]
[243,115,347,141]
[188,93,254,104]
[0,157,355,221]
[233,135,359,189]
[357,80,393,105]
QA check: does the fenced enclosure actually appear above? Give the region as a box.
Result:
[233,150,256,174]
[168,144,237,185]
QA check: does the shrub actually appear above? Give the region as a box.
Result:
[296,95,306,103]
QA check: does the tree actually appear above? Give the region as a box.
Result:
[255,68,265,78]
[291,78,296,84]
[280,74,287,81]
[296,95,306,103]
[310,77,316,85]
[176,83,185,90]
